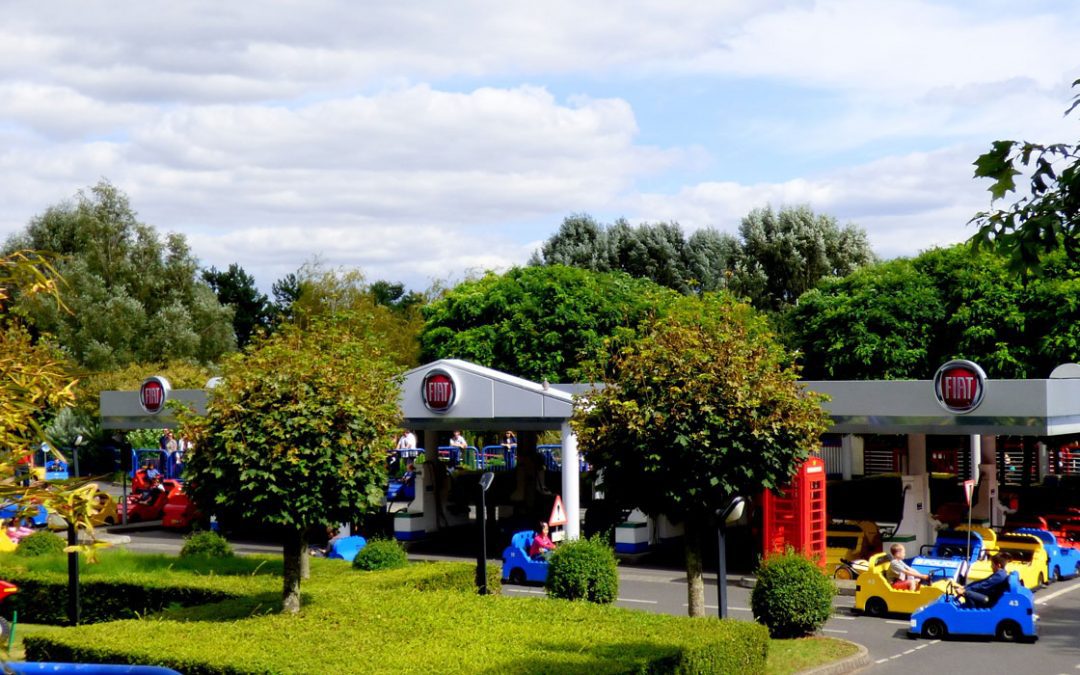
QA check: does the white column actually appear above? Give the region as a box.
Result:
[560,422,580,541]
[841,434,854,480]
[1037,441,1049,482]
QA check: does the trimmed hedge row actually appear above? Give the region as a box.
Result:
[21,558,768,674]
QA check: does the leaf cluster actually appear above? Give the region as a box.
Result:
[573,293,830,521]
[421,265,679,382]
[178,311,403,533]
[969,79,1080,278]
[750,549,836,638]
[545,534,620,604]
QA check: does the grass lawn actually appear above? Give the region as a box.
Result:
[766,636,861,675]
[4,551,770,674]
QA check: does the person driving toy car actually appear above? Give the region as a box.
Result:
[529,522,557,560]
[886,543,932,590]
[956,552,1012,607]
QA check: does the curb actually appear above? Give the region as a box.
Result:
[797,641,870,675]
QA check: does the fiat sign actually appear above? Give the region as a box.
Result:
[933,360,987,414]
[139,376,171,415]
[422,370,457,413]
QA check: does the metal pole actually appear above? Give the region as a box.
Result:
[477,485,488,595]
[717,525,728,619]
[121,467,128,525]
[67,522,80,625]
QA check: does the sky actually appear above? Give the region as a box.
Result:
[2,0,1079,292]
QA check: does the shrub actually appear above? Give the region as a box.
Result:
[16,531,66,557]
[750,549,836,638]
[180,531,234,559]
[545,534,618,603]
[352,538,408,571]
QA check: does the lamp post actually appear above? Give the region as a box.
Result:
[476,471,495,595]
[71,434,84,478]
[716,496,746,620]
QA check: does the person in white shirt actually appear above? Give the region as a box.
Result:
[395,431,417,450]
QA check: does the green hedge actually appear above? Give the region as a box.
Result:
[21,558,767,673]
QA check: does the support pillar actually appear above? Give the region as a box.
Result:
[560,422,580,541]
[841,434,854,480]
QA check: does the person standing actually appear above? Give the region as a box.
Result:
[396,430,417,450]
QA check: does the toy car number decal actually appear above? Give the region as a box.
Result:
[1009,600,1019,607]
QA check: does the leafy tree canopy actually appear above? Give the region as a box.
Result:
[179,311,402,612]
[4,181,236,369]
[202,264,273,348]
[970,79,1080,278]
[420,265,679,382]
[782,244,1080,380]
[572,292,830,616]
[531,207,874,311]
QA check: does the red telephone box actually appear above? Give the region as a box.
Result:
[761,457,827,568]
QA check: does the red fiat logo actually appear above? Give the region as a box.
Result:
[933,360,986,414]
[423,372,455,413]
[140,379,166,414]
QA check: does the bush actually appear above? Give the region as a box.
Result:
[545,534,618,603]
[750,550,836,638]
[180,531,234,559]
[352,538,408,571]
[16,531,66,557]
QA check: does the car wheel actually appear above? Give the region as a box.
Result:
[105,516,115,525]
[833,565,853,581]
[996,620,1021,642]
[509,568,526,585]
[864,597,887,617]
[1037,573,1046,588]
[1052,566,1061,583]
[923,619,947,640]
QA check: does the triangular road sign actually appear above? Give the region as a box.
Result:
[963,479,975,507]
[549,495,567,527]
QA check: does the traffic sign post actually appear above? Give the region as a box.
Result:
[549,495,567,542]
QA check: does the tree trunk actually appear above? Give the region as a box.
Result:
[283,527,305,614]
[684,520,706,618]
[301,543,311,580]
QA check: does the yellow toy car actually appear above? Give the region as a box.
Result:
[854,553,953,617]
[46,485,119,531]
[958,525,1047,589]
[0,530,15,553]
[827,520,881,579]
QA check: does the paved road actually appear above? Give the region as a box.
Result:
[118,530,1080,674]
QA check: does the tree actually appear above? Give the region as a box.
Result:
[785,245,1035,380]
[572,293,830,617]
[0,251,104,551]
[179,312,401,613]
[531,209,874,310]
[202,264,273,347]
[970,79,1080,278]
[732,205,876,312]
[5,182,236,369]
[420,266,679,382]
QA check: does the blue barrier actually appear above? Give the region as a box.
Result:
[5,664,182,674]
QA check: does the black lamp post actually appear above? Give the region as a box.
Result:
[716,496,746,620]
[476,471,495,595]
[71,434,84,478]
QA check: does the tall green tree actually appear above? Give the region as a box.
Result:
[573,293,830,617]
[531,208,873,310]
[970,78,1080,277]
[179,312,401,613]
[420,266,678,382]
[4,181,236,369]
[732,205,876,311]
[202,264,272,348]
[785,245,1034,380]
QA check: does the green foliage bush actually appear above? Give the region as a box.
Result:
[16,531,66,557]
[750,550,836,638]
[180,531,234,559]
[545,535,619,603]
[351,538,408,571]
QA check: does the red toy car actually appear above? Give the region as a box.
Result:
[125,479,183,523]
[162,486,201,531]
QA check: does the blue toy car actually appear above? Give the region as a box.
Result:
[0,501,48,527]
[327,535,367,562]
[1014,528,1080,582]
[909,571,1037,642]
[501,530,549,585]
[911,530,983,579]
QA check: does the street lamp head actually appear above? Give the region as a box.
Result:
[479,471,495,492]
[75,435,84,446]
[718,496,746,526]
